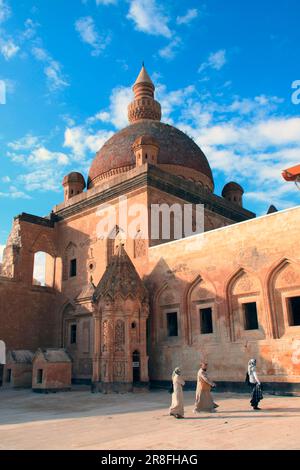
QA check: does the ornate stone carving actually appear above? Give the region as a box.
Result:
[113,361,125,379]
[232,273,259,295]
[102,320,109,352]
[276,265,299,289]
[134,233,147,258]
[115,320,125,352]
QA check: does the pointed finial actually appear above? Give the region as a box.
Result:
[133,64,154,87]
[128,63,162,123]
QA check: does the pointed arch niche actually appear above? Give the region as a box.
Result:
[31,233,56,288]
[63,242,77,282]
[186,275,217,345]
[106,226,126,265]
[61,303,76,349]
[267,259,300,339]
[154,281,182,344]
[226,268,265,342]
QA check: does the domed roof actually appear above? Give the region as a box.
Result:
[63,172,86,187]
[88,120,214,188]
[222,181,244,196]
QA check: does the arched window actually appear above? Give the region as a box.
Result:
[32,251,55,287]
[227,269,263,342]
[63,242,77,281]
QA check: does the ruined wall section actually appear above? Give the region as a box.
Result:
[0,213,65,352]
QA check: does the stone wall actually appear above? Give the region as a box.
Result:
[32,360,72,392]
[0,277,62,351]
[0,214,65,353]
[146,205,300,387]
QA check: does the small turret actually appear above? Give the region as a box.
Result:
[132,134,159,167]
[222,182,244,207]
[62,172,86,202]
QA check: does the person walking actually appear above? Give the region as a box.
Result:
[247,359,263,410]
[193,362,219,413]
[169,367,185,419]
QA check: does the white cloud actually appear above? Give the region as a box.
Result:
[22,18,39,40]
[32,46,69,91]
[0,186,31,199]
[0,39,19,60]
[158,37,181,60]
[29,147,69,166]
[156,84,195,122]
[1,176,10,183]
[93,111,111,123]
[64,126,113,158]
[7,134,70,193]
[96,0,117,4]
[176,9,198,25]
[75,16,110,56]
[0,0,11,24]
[31,46,48,61]
[108,86,133,129]
[44,61,69,91]
[8,146,69,166]
[8,135,40,151]
[127,0,171,38]
[92,86,133,130]
[228,95,283,116]
[199,49,227,73]
[256,118,300,146]
[18,169,63,192]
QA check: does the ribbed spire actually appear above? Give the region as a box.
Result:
[134,65,154,87]
[128,65,161,123]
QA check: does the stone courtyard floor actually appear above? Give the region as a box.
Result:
[0,388,300,450]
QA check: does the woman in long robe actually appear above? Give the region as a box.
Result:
[193,363,218,413]
[169,367,185,419]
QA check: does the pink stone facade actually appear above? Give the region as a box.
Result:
[0,66,299,393]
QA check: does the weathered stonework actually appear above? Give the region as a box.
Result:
[0,65,299,394]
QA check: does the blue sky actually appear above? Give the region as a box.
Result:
[1,0,300,253]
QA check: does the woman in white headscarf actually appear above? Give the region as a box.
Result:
[247,359,263,410]
[169,367,185,419]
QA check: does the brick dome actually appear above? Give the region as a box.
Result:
[62,172,86,188]
[88,120,214,190]
[222,182,244,196]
